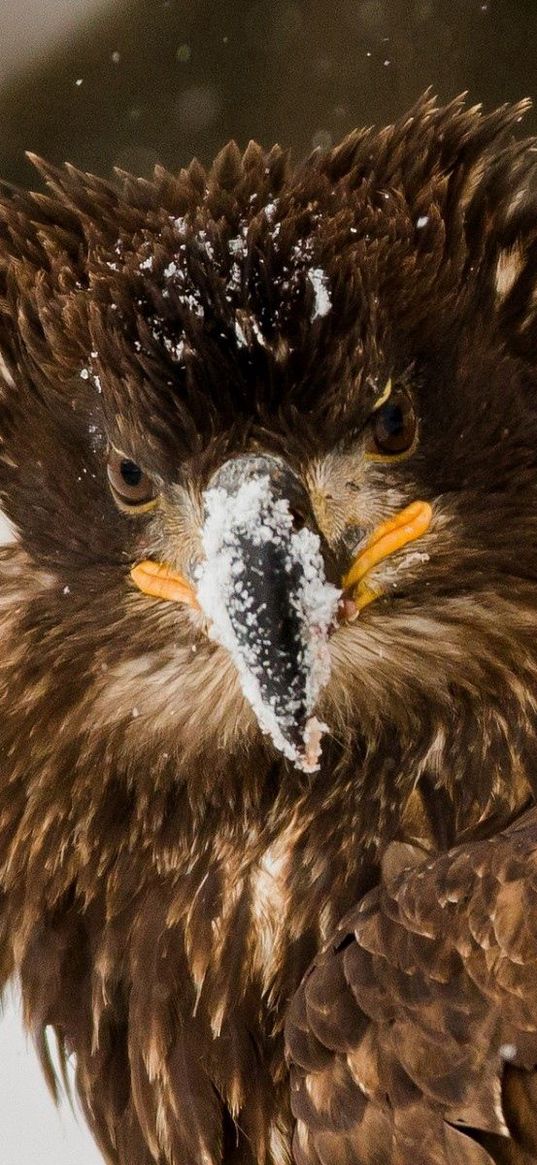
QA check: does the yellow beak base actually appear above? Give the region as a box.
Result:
[342,500,433,618]
[130,560,200,609]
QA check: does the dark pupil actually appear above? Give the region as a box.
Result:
[380,403,404,437]
[120,459,143,487]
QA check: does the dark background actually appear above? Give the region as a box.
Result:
[1,0,537,186]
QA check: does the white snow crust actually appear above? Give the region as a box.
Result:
[196,476,340,772]
[307,267,332,320]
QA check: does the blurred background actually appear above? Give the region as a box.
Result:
[1,0,537,1161]
[2,0,537,190]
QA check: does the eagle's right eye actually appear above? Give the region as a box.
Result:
[368,388,417,458]
[107,449,159,512]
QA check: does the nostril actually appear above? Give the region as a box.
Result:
[289,505,308,533]
[284,477,317,535]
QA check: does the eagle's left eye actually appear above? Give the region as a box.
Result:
[369,389,417,456]
[107,449,159,512]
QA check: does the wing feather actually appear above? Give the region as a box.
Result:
[286,807,537,1164]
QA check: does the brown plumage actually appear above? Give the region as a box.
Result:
[2,93,537,1163]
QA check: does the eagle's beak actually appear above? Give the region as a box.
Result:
[129,465,432,769]
[194,455,340,771]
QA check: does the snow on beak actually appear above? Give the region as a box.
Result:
[194,455,341,773]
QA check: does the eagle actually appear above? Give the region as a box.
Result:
[2,93,537,1165]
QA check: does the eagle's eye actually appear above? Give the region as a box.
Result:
[107,449,159,512]
[369,389,417,457]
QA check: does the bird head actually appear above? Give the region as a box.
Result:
[2,94,537,790]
